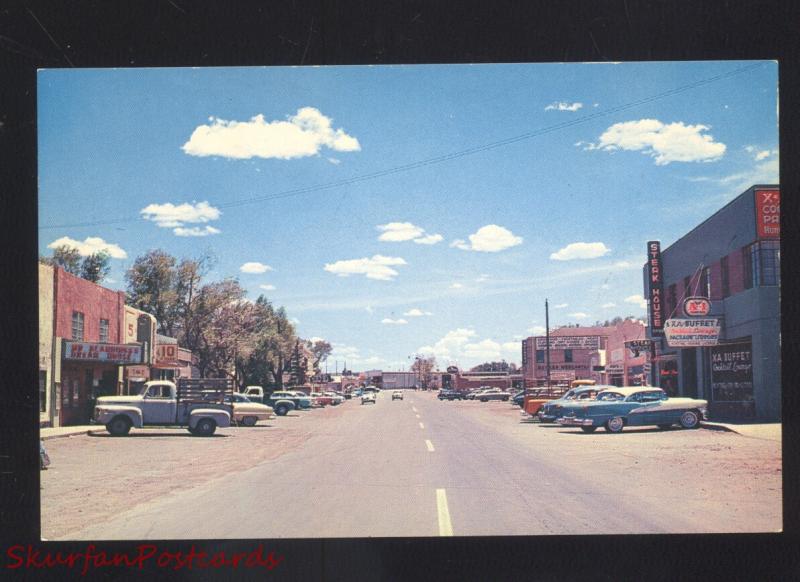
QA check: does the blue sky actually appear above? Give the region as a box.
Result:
[38,61,778,371]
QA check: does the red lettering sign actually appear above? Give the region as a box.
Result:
[755,189,780,239]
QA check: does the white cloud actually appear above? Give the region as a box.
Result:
[413,233,444,245]
[625,294,648,310]
[381,318,408,325]
[550,242,611,261]
[545,101,583,112]
[553,303,568,309]
[602,302,616,308]
[377,222,442,245]
[754,150,771,161]
[240,262,273,274]
[451,225,523,253]
[327,157,341,165]
[140,201,222,236]
[404,308,432,317]
[47,236,127,259]
[308,336,325,343]
[613,261,631,268]
[582,119,726,165]
[568,312,589,319]
[259,284,276,291]
[290,317,300,325]
[324,255,407,281]
[418,328,519,365]
[182,107,360,160]
[527,326,547,335]
[173,225,221,237]
[418,328,476,360]
[449,283,464,289]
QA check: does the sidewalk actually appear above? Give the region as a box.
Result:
[701,421,781,442]
[41,425,106,440]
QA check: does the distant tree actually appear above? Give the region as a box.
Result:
[80,251,111,283]
[306,339,332,373]
[41,245,82,276]
[411,355,437,388]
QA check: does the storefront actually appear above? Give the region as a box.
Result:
[60,341,143,425]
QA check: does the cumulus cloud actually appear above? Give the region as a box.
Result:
[376,222,443,245]
[451,225,523,253]
[240,262,273,274]
[173,226,221,237]
[47,236,127,259]
[568,312,589,319]
[418,328,519,364]
[324,255,407,281]
[625,294,648,309]
[182,107,360,160]
[381,318,408,325]
[602,302,616,308]
[259,284,276,291]
[527,325,547,335]
[545,101,583,112]
[581,119,726,165]
[550,242,611,261]
[404,308,432,317]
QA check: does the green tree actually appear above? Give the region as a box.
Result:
[80,251,111,283]
[305,339,332,374]
[41,245,82,275]
[411,355,437,389]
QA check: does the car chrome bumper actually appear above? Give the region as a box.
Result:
[557,417,594,426]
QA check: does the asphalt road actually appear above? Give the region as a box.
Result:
[54,391,782,540]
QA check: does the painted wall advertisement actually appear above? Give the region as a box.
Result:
[755,188,780,239]
[663,318,720,347]
[647,241,664,336]
[534,336,600,350]
[710,341,753,403]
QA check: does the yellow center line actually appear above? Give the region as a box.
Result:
[425,439,435,452]
[419,422,424,429]
[436,488,453,536]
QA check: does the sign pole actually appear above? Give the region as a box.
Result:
[545,299,551,390]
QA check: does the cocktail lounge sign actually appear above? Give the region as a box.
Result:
[64,341,143,363]
[663,319,720,347]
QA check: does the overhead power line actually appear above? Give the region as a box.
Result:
[39,62,765,231]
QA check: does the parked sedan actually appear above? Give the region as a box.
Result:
[557,387,707,433]
[311,393,334,406]
[325,392,345,405]
[267,391,310,415]
[477,388,511,402]
[538,385,609,422]
[438,390,463,401]
[225,393,275,426]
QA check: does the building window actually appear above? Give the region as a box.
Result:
[721,256,730,298]
[758,240,780,286]
[564,349,573,363]
[71,311,84,341]
[535,350,544,363]
[99,319,109,343]
[667,284,677,318]
[39,370,47,413]
[742,245,754,289]
[701,267,711,298]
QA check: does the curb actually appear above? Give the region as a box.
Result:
[699,422,739,435]
[42,428,107,441]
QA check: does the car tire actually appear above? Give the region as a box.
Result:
[241,416,257,427]
[503,396,509,401]
[657,424,673,430]
[107,416,132,437]
[480,398,488,402]
[605,416,624,433]
[580,426,598,433]
[275,404,289,416]
[194,418,216,436]
[679,410,700,429]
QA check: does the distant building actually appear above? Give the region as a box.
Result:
[644,184,780,421]
[521,320,649,388]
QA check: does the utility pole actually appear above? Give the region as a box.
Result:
[545,298,551,390]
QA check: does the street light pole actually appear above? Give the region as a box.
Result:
[545,298,551,390]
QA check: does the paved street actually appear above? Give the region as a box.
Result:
[42,391,782,540]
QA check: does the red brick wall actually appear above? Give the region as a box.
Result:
[454,376,512,391]
[54,268,125,342]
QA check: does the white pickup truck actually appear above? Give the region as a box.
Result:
[93,379,234,437]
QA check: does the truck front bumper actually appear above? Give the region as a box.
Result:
[557,416,594,426]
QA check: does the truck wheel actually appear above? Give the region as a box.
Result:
[275,404,289,416]
[107,416,131,436]
[194,418,216,436]
[241,416,257,427]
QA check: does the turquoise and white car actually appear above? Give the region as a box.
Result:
[556,387,707,433]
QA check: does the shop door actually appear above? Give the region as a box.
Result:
[98,370,117,397]
[681,349,698,398]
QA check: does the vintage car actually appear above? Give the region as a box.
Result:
[311,393,335,406]
[361,392,377,405]
[243,385,264,403]
[477,388,512,402]
[324,392,345,405]
[266,391,309,415]
[537,385,612,422]
[225,393,274,426]
[391,390,404,401]
[556,387,708,433]
[438,390,463,401]
[520,387,568,416]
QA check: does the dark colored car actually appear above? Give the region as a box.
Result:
[538,385,608,422]
[438,390,463,401]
